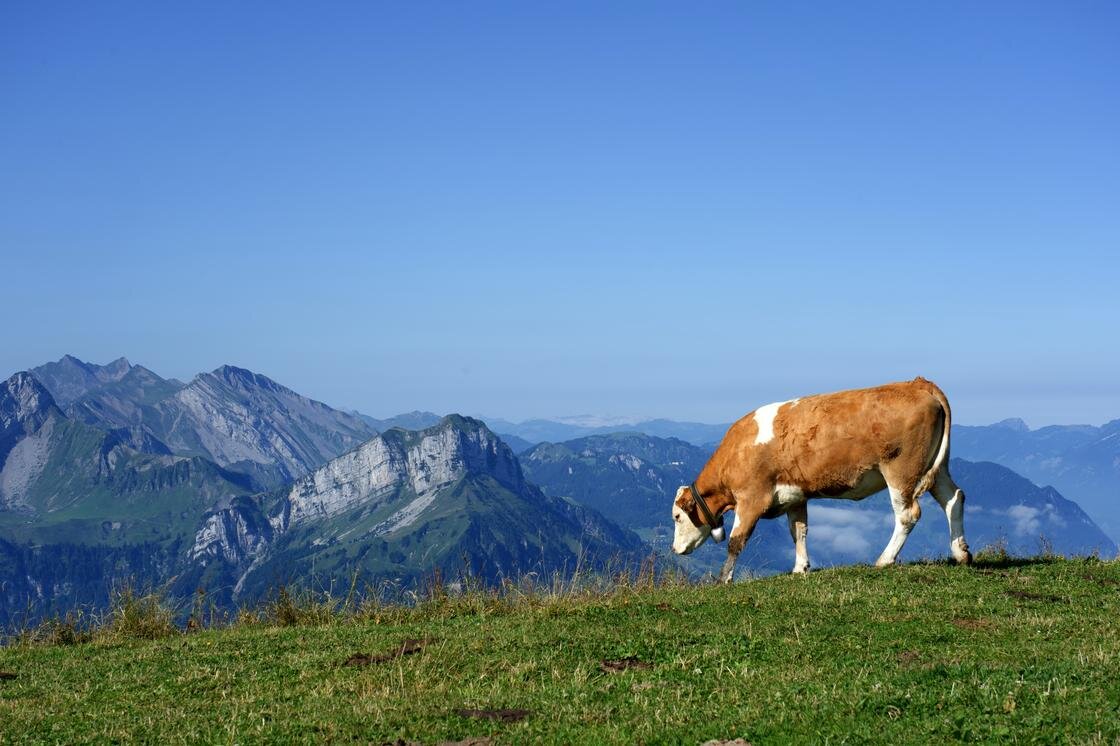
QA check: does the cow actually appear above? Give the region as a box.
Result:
[671,377,971,582]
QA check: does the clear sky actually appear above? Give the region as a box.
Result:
[2,3,1118,427]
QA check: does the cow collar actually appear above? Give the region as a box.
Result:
[689,482,725,543]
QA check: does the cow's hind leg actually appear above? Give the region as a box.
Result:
[875,483,921,567]
[931,465,972,565]
[719,504,765,584]
[787,503,810,573]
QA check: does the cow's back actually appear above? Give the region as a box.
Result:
[712,379,946,497]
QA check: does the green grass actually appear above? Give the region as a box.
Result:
[2,557,1119,744]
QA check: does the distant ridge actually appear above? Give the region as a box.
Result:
[28,356,377,488]
[482,415,730,448]
[953,418,1120,541]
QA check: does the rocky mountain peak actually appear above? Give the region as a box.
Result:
[207,365,278,390]
[280,414,526,529]
[102,357,132,376]
[1,372,60,434]
[31,355,134,407]
[991,417,1030,432]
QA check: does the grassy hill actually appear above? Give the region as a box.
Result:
[2,557,1119,743]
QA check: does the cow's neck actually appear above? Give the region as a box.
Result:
[695,471,733,518]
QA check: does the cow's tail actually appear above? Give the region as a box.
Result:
[912,377,951,498]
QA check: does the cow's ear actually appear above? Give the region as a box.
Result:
[675,485,691,506]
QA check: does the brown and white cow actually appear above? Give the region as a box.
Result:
[671,377,971,582]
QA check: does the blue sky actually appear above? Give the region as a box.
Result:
[2,3,1117,426]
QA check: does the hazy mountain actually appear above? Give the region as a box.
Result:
[29,357,378,489]
[953,419,1120,541]
[497,433,535,455]
[482,416,730,448]
[522,432,1116,577]
[29,355,142,408]
[67,364,186,431]
[183,416,648,605]
[521,433,709,531]
[141,365,377,486]
[521,432,784,575]
[356,410,444,432]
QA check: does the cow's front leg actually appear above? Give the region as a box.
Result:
[719,506,764,583]
[787,503,810,573]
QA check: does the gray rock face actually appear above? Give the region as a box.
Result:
[276,415,522,530]
[0,417,54,510]
[1,372,60,436]
[190,499,274,565]
[1,375,63,503]
[181,414,649,606]
[185,416,539,589]
[149,366,377,484]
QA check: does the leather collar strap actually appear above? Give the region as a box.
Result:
[689,482,723,532]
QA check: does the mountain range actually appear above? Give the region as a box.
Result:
[31,356,377,488]
[481,415,730,449]
[1,360,646,623]
[3,356,1117,624]
[952,417,1120,541]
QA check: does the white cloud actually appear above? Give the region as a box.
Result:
[1044,504,1067,529]
[809,505,879,556]
[1007,505,1041,537]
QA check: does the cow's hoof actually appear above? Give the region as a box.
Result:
[792,565,810,575]
[955,550,973,566]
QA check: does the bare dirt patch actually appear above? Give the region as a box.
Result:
[1080,574,1119,588]
[380,734,490,739]
[600,656,653,673]
[951,618,994,631]
[0,671,17,681]
[896,650,922,667]
[1005,590,1063,603]
[454,708,530,722]
[342,638,431,667]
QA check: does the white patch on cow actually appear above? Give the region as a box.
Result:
[774,483,805,509]
[671,487,711,555]
[875,484,917,566]
[753,399,799,445]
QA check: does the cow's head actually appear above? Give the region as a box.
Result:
[671,485,723,554]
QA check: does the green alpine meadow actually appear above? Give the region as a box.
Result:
[6,3,1120,744]
[2,556,1118,744]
